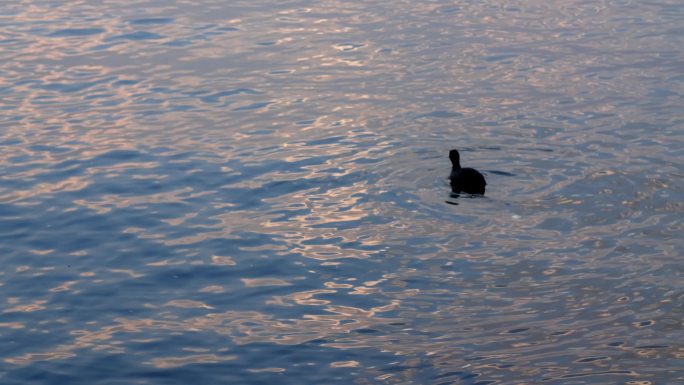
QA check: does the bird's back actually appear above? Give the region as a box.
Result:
[450,167,486,194]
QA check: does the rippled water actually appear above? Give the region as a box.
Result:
[1,1,683,384]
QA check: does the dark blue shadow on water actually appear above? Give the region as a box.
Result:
[128,18,175,25]
[486,170,516,176]
[48,28,105,37]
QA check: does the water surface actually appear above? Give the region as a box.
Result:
[1,1,683,384]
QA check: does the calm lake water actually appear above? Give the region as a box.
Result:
[1,1,683,384]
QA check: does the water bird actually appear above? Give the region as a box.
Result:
[449,149,486,195]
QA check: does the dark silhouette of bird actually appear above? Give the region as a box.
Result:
[449,149,486,195]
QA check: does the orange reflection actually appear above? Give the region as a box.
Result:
[150,354,236,369]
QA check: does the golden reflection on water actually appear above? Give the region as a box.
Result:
[267,289,337,306]
[199,285,225,293]
[5,300,48,313]
[5,351,76,365]
[242,278,292,287]
[247,367,286,373]
[164,300,214,309]
[1,176,90,204]
[150,354,237,369]
[3,297,408,366]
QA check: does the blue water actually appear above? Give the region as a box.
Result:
[1,1,683,384]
